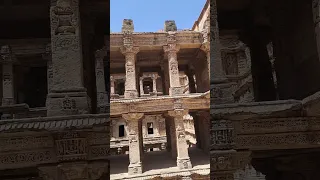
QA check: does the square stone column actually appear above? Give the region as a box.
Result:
[168,109,192,170]
[95,47,108,111]
[163,33,182,96]
[0,45,16,108]
[47,0,89,116]
[120,45,139,99]
[122,113,144,175]
[42,43,53,92]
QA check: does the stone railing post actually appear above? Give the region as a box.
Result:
[163,32,182,96]
[122,113,144,175]
[168,109,192,170]
[120,45,139,99]
[47,0,89,116]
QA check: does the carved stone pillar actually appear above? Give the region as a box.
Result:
[47,0,89,116]
[122,113,144,175]
[110,76,115,95]
[168,109,192,170]
[42,43,53,92]
[95,47,108,112]
[313,0,320,63]
[139,77,144,96]
[200,43,210,91]
[163,32,182,96]
[0,45,16,109]
[120,45,139,99]
[151,74,158,94]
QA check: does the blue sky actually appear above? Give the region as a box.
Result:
[110,0,207,32]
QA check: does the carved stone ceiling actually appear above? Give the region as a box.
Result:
[217,0,251,11]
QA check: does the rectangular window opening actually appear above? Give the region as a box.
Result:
[119,125,125,137]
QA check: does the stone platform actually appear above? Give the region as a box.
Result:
[110,147,209,180]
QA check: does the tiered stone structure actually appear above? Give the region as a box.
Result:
[0,0,110,179]
[108,8,210,179]
[211,0,320,179]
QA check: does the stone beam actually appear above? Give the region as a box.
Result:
[0,39,49,56]
[110,32,202,47]
[110,92,210,116]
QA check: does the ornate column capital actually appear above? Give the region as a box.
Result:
[168,109,188,118]
[200,42,210,53]
[120,45,140,55]
[122,113,144,121]
[163,43,180,53]
[95,46,107,60]
[0,45,17,64]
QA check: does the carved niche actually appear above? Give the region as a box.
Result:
[211,120,235,150]
[55,131,88,161]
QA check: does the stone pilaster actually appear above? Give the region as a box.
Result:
[168,109,192,170]
[211,0,227,83]
[0,45,16,108]
[42,43,53,93]
[210,0,235,104]
[122,113,144,175]
[95,47,108,112]
[120,45,139,99]
[47,0,89,116]
[313,0,320,62]
[163,32,182,95]
[151,74,158,94]
[110,76,115,95]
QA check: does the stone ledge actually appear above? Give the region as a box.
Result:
[0,114,109,132]
[111,165,210,180]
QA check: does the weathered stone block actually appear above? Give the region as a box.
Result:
[165,20,177,32]
[122,19,134,33]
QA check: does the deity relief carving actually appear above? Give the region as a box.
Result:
[51,0,78,35]
[169,60,179,74]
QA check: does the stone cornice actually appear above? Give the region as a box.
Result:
[0,114,110,132]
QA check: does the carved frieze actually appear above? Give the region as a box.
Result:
[0,150,55,168]
[0,135,54,152]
